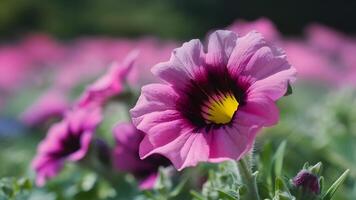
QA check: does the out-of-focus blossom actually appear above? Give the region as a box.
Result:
[127,38,177,86]
[306,24,348,55]
[113,122,170,189]
[131,30,296,170]
[20,88,69,126]
[302,24,356,85]
[20,34,67,65]
[0,46,30,91]
[78,51,138,107]
[32,105,102,186]
[283,40,340,84]
[228,18,281,42]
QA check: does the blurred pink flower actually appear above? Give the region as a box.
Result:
[32,105,102,186]
[54,38,135,91]
[127,38,177,86]
[228,18,281,42]
[300,24,356,85]
[77,51,138,107]
[113,122,170,189]
[283,40,340,84]
[0,46,30,91]
[130,30,296,170]
[306,24,348,54]
[20,88,69,126]
[20,33,67,65]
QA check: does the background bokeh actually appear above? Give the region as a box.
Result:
[1,0,356,40]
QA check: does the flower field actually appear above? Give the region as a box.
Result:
[0,4,356,199]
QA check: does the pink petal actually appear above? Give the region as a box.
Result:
[139,173,158,190]
[227,31,267,76]
[248,66,297,101]
[140,131,209,170]
[208,124,258,162]
[130,83,179,125]
[139,118,190,153]
[206,30,237,67]
[240,93,280,126]
[68,131,93,161]
[242,46,291,80]
[151,39,205,87]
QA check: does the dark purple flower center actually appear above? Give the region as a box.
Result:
[176,65,250,131]
[50,127,82,158]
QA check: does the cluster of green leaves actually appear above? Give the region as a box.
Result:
[191,141,349,200]
[0,177,31,200]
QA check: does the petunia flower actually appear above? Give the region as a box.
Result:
[113,122,171,189]
[228,18,281,42]
[31,105,102,186]
[21,88,69,126]
[78,51,138,107]
[130,30,296,170]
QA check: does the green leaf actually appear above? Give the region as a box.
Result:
[322,169,350,200]
[319,177,324,194]
[309,162,322,176]
[217,189,238,200]
[273,141,287,179]
[274,177,293,199]
[17,178,32,190]
[190,190,206,200]
[169,178,187,197]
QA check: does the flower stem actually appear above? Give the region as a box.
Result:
[237,157,261,200]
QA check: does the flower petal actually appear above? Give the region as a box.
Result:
[248,66,297,101]
[31,156,64,186]
[140,132,209,170]
[227,31,267,76]
[206,30,237,67]
[151,39,205,87]
[241,93,280,126]
[208,124,258,162]
[130,83,179,125]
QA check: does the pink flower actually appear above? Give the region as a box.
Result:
[31,105,102,186]
[20,33,67,65]
[77,51,138,107]
[21,88,69,126]
[126,38,177,86]
[0,46,30,91]
[130,30,296,170]
[113,122,170,190]
[305,24,348,55]
[283,40,340,84]
[228,18,281,42]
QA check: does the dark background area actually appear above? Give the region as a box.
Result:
[0,0,356,40]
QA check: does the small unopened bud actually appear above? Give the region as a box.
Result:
[292,170,320,194]
[94,138,111,166]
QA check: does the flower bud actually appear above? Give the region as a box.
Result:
[292,169,320,194]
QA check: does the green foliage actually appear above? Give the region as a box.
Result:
[193,141,349,200]
[0,177,32,200]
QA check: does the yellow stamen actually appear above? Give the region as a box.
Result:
[202,92,239,124]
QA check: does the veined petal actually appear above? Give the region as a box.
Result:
[208,124,258,162]
[140,131,209,170]
[242,93,280,126]
[227,31,267,76]
[248,66,297,101]
[152,39,205,87]
[206,30,237,67]
[130,83,179,125]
